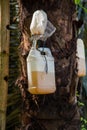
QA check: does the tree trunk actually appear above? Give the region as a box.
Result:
[17,0,81,129]
[0,0,10,130]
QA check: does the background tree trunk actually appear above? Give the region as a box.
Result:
[0,0,10,130]
[17,0,81,130]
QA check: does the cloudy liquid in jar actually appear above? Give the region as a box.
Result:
[77,58,86,77]
[28,71,56,94]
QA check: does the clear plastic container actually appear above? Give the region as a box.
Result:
[27,41,56,94]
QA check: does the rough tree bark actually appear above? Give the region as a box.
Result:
[17,0,81,130]
[0,0,9,129]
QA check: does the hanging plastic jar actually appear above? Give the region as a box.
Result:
[76,38,86,77]
[27,40,56,94]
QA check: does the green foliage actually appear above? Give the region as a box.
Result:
[83,25,87,48]
[74,0,87,48]
[77,91,87,130]
[77,98,87,130]
[74,0,80,5]
[78,101,84,106]
[81,117,87,130]
[6,0,21,129]
[74,0,87,13]
[7,91,21,129]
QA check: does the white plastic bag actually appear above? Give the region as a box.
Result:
[30,10,47,35]
[30,20,56,41]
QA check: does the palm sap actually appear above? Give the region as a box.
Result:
[27,44,56,94]
[29,71,56,94]
[76,38,86,77]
